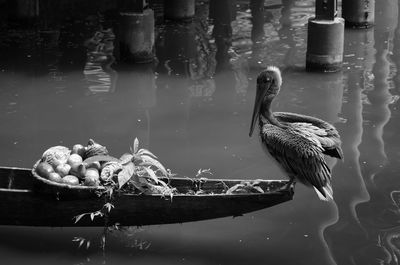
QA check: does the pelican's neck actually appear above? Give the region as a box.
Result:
[261,97,283,127]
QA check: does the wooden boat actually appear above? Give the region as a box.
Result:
[0,166,294,227]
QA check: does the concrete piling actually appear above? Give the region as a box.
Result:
[164,0,195,20]
[306,0,344,72]
[16,0,39,18]
[117,9,155,63]
[117,0,146,13]
[342,0,375,28]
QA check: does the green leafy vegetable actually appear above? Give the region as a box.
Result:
[120,153,134,165]
[104,202,114,213]
[140,154,168,177]
[118,162,135,189]
[138,148,157,159]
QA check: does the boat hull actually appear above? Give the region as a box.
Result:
[0,167,294,227]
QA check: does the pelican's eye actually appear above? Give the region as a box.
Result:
[257,74,273,84]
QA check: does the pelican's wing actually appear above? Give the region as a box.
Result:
[274,112,343,159]
[261,124,333,199]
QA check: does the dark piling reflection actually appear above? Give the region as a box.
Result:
[278,0,297,67]
[2,1,400,264]
[248,0,269,68]
[210,0,236,71]
[352,1,400,263]
[250,0,266,46]
[107,63,156,150]
[323,27,375,265]
[324,1,400,264]
[150,11,217,174]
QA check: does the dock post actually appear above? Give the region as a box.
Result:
[164,0,195,21]
[306,0,344,72]
[342,0,375,28]
[117,9,155,63]
[9,0,39,26]
[16,0,39,18]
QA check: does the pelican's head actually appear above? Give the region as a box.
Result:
[256,66,282,98]
[249,66,282,137]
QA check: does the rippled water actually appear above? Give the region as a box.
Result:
[0,0,400,264]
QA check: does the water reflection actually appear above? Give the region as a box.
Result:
[210,0,236,71]
[324,1,400,264]
[323,27,374,265]
[1,1,400,265]
[353,2,400,263]
[83,28,117,94]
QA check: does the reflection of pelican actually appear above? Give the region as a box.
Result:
[249,66,343,200]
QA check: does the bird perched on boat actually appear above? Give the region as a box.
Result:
[249,66,343,201]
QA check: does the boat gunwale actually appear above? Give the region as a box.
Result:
[0,188,292,198]
[0,181,294,198]
[1,165,294,197]
[1,166,31,171]
[0,188,31,193]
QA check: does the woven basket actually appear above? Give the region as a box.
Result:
[32,160,105,200]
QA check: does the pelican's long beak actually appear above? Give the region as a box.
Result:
[249,84,269,137]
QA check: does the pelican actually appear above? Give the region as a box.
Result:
[249,66,343,201]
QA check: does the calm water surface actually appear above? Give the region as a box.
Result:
[0,0,400,264]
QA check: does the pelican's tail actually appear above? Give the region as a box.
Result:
[314,185,334,201]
